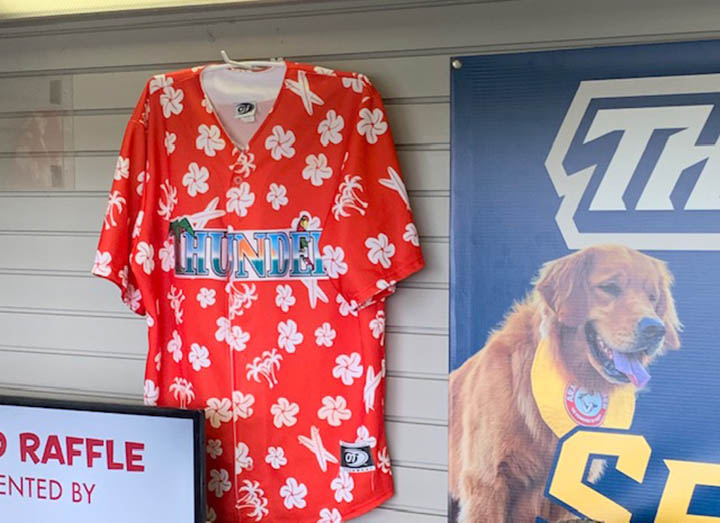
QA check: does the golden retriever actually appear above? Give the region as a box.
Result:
[449,245,680,522]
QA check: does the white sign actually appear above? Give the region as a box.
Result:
[0,402,199,522]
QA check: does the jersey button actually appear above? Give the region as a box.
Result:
[232,175,243,185]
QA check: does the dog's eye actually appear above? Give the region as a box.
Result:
[599,283,621,297]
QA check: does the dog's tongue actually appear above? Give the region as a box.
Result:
[613,351,650,388]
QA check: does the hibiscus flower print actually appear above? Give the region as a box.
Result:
[235,442,254,474]
[330,470,354,503]
[318,395,352,427]
[313,66,336,76]
[167,330,182,362]
[265,446,287,470]
[160,85,184,118]
[149,74,173,94]
[92,251,112,277]
[208,468,231,498]
[159,238,175,272]
[164,131,176,155]
[196,124,226,157]
[342,74,368,93]
[270,397,299,428]
[265,125,296,160]
[332,353,363,386]
[314,322,336,347]
[206,439,223,459]
[318,508,342,523]
[205,397,232,428]
[114,156,129,180]
[365,233,395,269]
[275,284,296,312]
[266,183,288,210]
[369,310,385,344]
[355,425,377,448]
[336,294,358,317]
[136,171,146,196]
[183,162,210,197]
[321,246,347,278]
[302,153,333,186]
[227,325,251,352]
[143,379,159,406]
[403,223,420,246]
[280,478,307,510]
[233,391,255,420]
[123,283,142,312]
[226,182,255,217]
[317,110,344,147]
[278,319,303,353]
[357,107,388,144]
[378,446,392,474]
[189,343,211,371]
[197,288,216,308]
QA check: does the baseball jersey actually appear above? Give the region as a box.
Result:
[91,60,424,522]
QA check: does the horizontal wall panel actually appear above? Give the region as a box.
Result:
[0,349,446,424]
[386,420,448,468]
[386,466,447,514]
[0,114,72,154]
[0,312,447,378]
[0,157,76,191]
[0,193,448,238]
[0,75,72,112]
[74,149,449,192]
[0,274,448,330]
[70,55,449,111]
[0,234,447,285]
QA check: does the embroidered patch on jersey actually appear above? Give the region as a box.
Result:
[339,442,375,473]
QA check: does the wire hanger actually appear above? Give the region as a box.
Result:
[220,49,284,70]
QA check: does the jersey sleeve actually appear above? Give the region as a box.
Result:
[91,82,151,316]
[320,82,425,309]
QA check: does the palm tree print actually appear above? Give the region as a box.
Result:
[236,480,269,521]
[169,377,195,408]
[246,349,283,388]
[104,190,126,230]
[332,175,368,220]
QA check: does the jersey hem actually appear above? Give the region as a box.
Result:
[339,485,395,521]
[90,265,147,317]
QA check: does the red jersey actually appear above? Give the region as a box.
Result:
[92,60,424,522]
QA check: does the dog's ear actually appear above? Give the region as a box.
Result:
[655,260,681,350]
[535,249,594,327]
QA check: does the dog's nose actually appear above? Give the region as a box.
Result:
[638,317,666,345]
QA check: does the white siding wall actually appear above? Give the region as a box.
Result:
[1,0,719,519]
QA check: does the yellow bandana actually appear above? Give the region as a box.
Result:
[531,338,636,438]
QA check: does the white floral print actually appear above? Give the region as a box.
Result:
[196,124,226,157]
[365,233,395,269]
[313,66,336,76]
[159,238,175,272]
[205,397,233,428]
[216,317,251,352]
[183,162,210,197]
[302,153,333,186]
[265,125,296,160]
[357,106,388,144]
[92,251,112,277]
[265,446,287,470]
[226,182,255,217]
[318,395,352,427]
[197,288,216,308]
[270,397,299,428]
[201,96,213,113]
[318,110,344,147]
[266,182,288,210]
[136,170,146,196]
[318,508,342,523]
[403,222,420,246]
[321,246,347,278]
[378,446,392,474]
[149,74,172,94]
[336,294,358,317]
[123,283,142,312]
[160,85,184,118]
[275,284,296,312]
[230,147,256,178]
[206,439,222,459]
[314,322,336,347]
[114,156,129,180]
[369,310,386,344]
[134,241,154,274]
[164,131,176,155]
[132,210,144,238]
[205,506,216,523]
[333,353,363,386]
[233,390,255,420]
[208,468,231,498]
[167,285,185,323]
[169,377,195,408]
[278,319,303,353]
[342,73,368,93]
[225,282,258,319]
[235,442,254,474]
[189,343,211,371]
[246,349,283,388]
[143,379,159,406]
[167,330,183,363]
[330,470,354,503]
[280,478,307,509]
[355,425,377,448]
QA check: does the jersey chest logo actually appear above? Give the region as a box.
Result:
[172,227,327,281]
